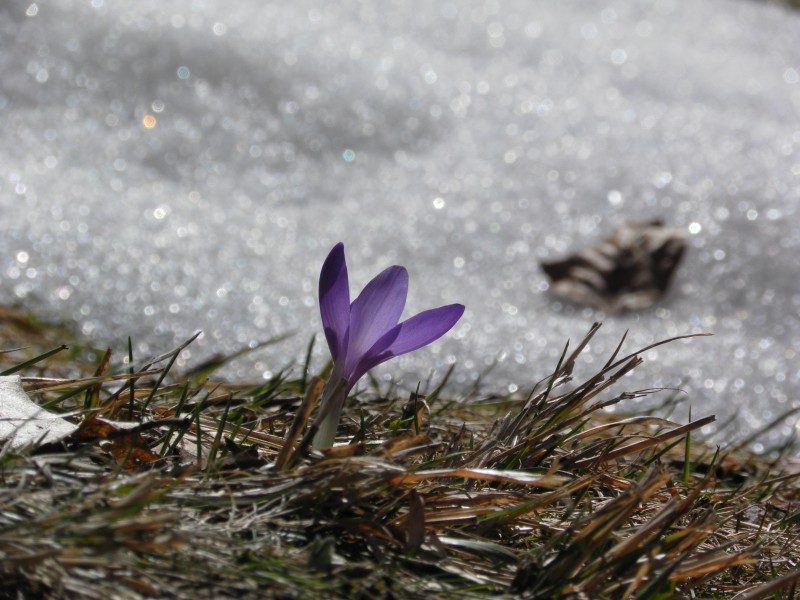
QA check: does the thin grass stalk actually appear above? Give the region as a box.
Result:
[300,334,315,395]
[0,345,69,376]
[160,383,191,457]
[683,407,692,484]
[140,333,201,418]
[206,395,233,468]
[127,336,135,419]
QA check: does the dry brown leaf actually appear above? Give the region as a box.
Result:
[73,414,160,472]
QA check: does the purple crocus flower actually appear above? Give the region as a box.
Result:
[312,242,464,448]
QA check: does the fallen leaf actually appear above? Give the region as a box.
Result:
[406,489,426,552]
[73,414,160,472]
[0,375,78,450]
[107,434,160,472]
[72,414,119,439]
[541,220,685,312]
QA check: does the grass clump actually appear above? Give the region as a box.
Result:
[1,310,799,599]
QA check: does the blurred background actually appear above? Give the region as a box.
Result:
[1,0,799,448]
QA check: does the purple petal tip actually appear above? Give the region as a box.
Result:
[319,242,350,361]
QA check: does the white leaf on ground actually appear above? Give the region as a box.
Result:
[0,375,78,450]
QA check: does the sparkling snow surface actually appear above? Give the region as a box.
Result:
[2,1,800,446]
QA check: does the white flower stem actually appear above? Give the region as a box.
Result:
[311,370,348,449]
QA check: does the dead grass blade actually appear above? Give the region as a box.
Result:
[276,376,323,470]
[570,414,716,468]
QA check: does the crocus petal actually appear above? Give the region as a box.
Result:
[319,243,351,362]
[344,265,408,377]
[347,303,465,387]
[345,332,399,393]
[382,303,464,356]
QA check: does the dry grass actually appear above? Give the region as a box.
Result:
[1,307,799,599]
